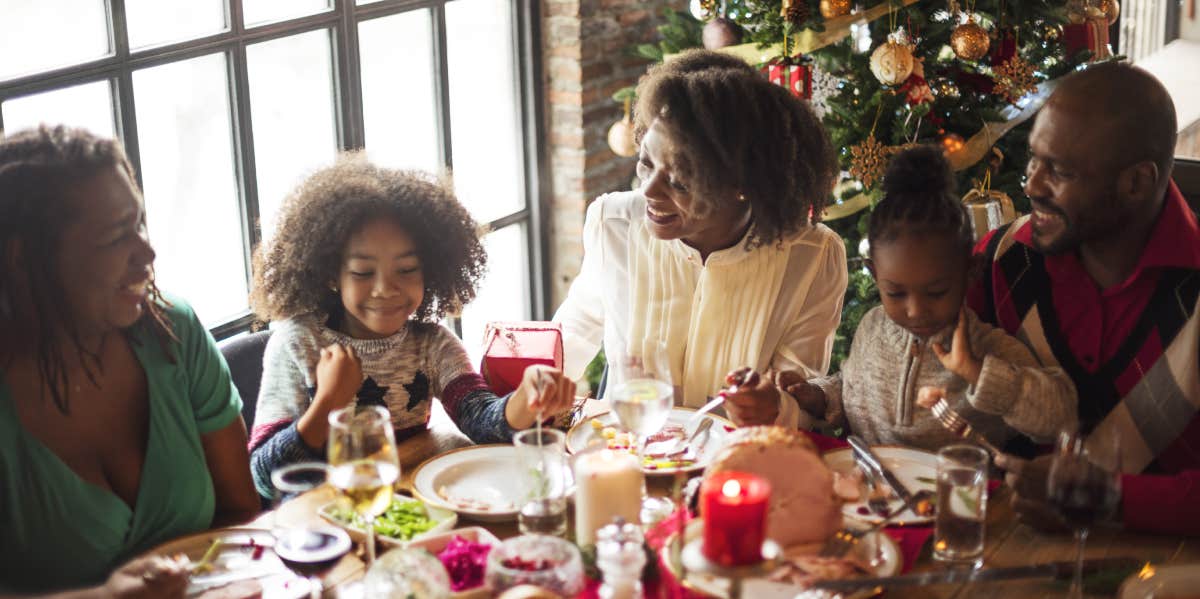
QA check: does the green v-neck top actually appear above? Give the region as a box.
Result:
[0,297,243,593]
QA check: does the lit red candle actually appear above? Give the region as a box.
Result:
[700,471,771,567]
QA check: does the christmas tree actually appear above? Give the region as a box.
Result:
[614,0,1112,369]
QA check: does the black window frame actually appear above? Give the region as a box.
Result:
[0,0,549,340]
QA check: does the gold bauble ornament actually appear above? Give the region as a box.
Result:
[869,37,915,86]
[1099,0,1120,25]
[819,0,852,19]
[951,17,990,61]
[849,134,890,189]
[607,118,637,157]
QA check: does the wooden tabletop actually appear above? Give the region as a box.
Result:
[258,403,1200,598]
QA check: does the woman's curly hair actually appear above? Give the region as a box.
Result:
[251,153,487,324]
[633,49,837,247]
[0,125,176,414]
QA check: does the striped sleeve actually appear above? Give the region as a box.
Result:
[427,325,516,444]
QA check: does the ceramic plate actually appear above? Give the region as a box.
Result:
[410,445,572,522]
[1118,563,1200,598]
[146,527,308,598]
[661,518,901,599]
[318,495,457,548]
[823,446,939,526]
[565,407,733,475]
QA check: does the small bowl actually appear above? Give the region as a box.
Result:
[484,535,584,597]
[318,496,457,548]
[407,527,502,599]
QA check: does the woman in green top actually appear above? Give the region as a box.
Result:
[0,126,260,596]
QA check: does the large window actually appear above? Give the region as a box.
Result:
[1,0,546,358]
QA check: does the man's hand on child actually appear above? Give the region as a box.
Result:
[722,368,781,427]
[775,370,827,419]
[931,307,983,386]
[507,365,577,429]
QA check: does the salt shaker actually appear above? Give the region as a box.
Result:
[596,518,646,599]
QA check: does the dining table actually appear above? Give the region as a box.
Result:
[244,402,1200,598]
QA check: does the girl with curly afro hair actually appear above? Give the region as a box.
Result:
[247,153,575,498]
[555,49,847,429]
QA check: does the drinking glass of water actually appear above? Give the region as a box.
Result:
[607,342,674,523]
[933,444,988,568]
[514,427,569,536]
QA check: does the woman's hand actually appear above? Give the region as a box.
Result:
[101,555,189,599]
[931,307,983,386]
[721,368,781,427]
[775,370,827,419]
[506,365,577,430]
[298,343,363,448]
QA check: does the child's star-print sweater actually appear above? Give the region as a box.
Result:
[248,314,513,498]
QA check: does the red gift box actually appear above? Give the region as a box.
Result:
[1063,19,1111,61]
[480,322,563,396]
[762,58,812,99]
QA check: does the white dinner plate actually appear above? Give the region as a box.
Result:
[823,446,939,526]
[317,496,457,548]
[410,445,572,523]
[145,527,308,598]
[662,518,901,599]
[1118,563,1200,598]
[565,407,733,475]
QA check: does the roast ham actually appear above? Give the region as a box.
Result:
[704,426,843,546]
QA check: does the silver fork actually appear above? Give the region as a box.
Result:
[819,490,935,558]
[930,397,1004,456]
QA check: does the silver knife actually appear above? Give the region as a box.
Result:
[848,435,914,505]
[809,557,1141,592]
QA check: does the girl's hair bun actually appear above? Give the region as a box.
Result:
[882,144,955,197]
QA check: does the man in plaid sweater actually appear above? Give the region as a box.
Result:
[970,62,1200,535]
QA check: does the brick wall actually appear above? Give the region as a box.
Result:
[542,0,687,309]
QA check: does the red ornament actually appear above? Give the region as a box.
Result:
[701,471,771,567]
[761,55,813,99]
[989,29,1017,65]
[898,73,933,105]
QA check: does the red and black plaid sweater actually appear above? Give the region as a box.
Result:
[969,181,1200,535]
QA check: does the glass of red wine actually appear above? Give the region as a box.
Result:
[1046,431,1121,599]
[270,462,352,599]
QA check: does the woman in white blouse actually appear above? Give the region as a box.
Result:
[554,50,848,427]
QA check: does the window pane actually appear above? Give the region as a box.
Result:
[125,0,225,50]
[460,224,530,367]
[0,0,108,81]
[133,53,247,324]
[446,0,525,223]
[244,0,331,28]
[360,10,439,173]
[2,81,115,139]
[247,29,338,239]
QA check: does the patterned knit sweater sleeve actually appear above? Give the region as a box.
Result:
[247,318,324,499]
[427,325,516,444]
[965,309,1079,442]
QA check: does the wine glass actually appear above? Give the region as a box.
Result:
[1047,430,1122,599]
[327,405,400,568]
[270,462,352,599]
[607,342,675,522]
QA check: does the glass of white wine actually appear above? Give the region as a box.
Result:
[327,405,400,567]
[607,342,674,522]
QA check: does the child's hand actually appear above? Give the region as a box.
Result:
[314,343,363,411]
[722,368,782,427]
[507,365,577,429]
[775,370,827,419]
[917,386,946,409]
[931,307,983,386]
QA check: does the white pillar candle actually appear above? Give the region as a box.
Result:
[573,449,644,546]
